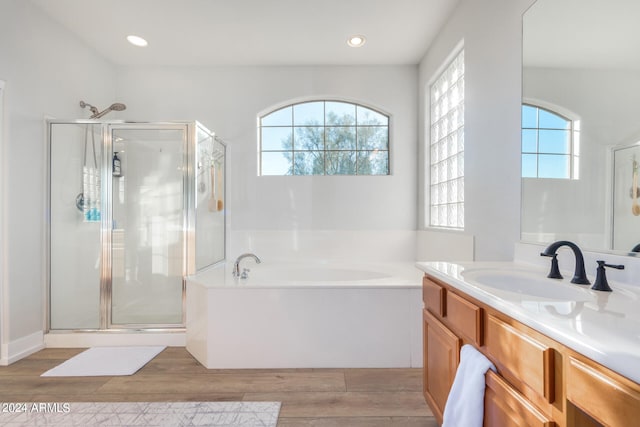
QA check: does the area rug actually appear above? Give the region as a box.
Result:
[40,346,166,377]
[0,402,281,426]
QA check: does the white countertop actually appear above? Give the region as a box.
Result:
[416,260,640,384]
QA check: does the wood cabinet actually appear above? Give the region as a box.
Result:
[485,370,554,427]
[423,276,445,317]
[446,290,483,346]
[423,308,461,424]
[485,313,555,403]
[566,356,640,427]
[421,273,640,427]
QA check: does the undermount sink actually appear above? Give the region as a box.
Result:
[461,268,591,301]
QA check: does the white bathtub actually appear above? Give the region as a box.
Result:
[185,261,423,368]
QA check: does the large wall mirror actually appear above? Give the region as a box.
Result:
[522,0,640,255]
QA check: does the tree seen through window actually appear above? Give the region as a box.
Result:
[260,101,390,176]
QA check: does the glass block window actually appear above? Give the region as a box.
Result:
[259,100,389,176]
[429,49,465,229]
[521,104,579,179]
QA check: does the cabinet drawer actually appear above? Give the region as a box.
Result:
[567,357,640,426]
[485,370,555,427]
[423,277,445,317]
[445,291,483,346]
[485,314,554,403]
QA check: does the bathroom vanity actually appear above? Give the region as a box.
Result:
[417,261,640,427]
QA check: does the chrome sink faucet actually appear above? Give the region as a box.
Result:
[540,240,590,285]
[233,253,261,279]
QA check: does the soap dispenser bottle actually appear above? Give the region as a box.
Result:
[113,152,122,177]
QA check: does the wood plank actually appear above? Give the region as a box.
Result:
[344,369,422,392]
[96,372,346,394]
[244,392,431,418]
[0,376,110,395]
[277,416,439,427]
[0,359,71,376]
[136,356,212,375]
[0,347,438,426]
[153,346,196,359]
[20,348,86,360]
[28,393,245,402]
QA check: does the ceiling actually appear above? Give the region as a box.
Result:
[31,0,459,67]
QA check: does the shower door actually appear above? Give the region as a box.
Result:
[107,125,187,327]
[49,122,103,329]
[612,143,640,252]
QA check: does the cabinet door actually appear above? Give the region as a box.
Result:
[423,309,461,424]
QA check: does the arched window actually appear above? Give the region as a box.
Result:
[259,100,390,176]
[521,104,579,179]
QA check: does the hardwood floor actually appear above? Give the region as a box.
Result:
[0,347,437,426]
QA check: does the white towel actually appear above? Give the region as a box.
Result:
[442,344,496,427]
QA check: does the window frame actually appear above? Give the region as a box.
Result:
[258,99,391,176]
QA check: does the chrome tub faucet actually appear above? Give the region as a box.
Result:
[233,253,261,279]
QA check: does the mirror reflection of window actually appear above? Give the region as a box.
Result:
[521,104,579,180]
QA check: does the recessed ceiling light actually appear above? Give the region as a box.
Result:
[127,35,148,47]
[347,35,366,48]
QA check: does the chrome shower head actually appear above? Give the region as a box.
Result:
[90,102,127,119]
[109,103,126,112]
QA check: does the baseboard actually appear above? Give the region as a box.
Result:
[0,330,45,365]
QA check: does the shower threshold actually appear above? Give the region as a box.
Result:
[44,330,186,348]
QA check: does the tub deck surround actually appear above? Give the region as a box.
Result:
[187,260,422,288]
[185,261,423,369]
[416,260,640,384]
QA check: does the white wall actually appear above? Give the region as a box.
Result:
[418,0,536,261]
[116,65,419,259]
[0,0,116,360]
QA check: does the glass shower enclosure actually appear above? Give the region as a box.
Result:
[47,120,225,330]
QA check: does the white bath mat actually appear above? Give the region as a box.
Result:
[41,346,166,377]
[0,402,281,426]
